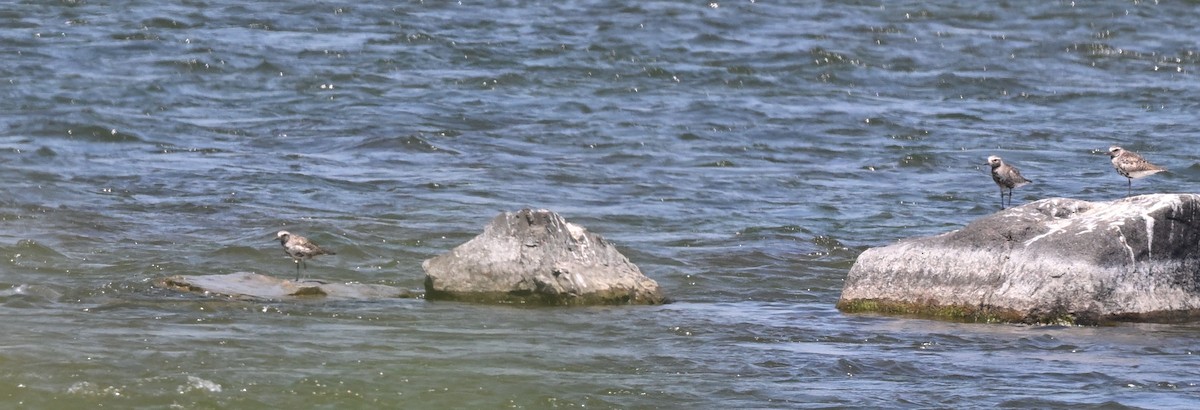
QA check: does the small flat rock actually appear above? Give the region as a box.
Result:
[838,194,1200,324]
[158,272,417,300]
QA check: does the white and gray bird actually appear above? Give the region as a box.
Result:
[276,230,336,281]
[1108,146,1166,197]
[987,155,1033,209]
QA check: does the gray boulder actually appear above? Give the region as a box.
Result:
[422,209,666,305]
[838,194,1200,324]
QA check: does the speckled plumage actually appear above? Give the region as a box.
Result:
[987,155,1032,209]
[276,230,335,280]
[1108,146,1165,196]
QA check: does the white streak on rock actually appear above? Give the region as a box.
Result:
[1117,230,1135,265]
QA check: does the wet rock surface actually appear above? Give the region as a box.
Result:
[158,272,417,300]
[838,194,1200,324]
[422,209,666,305]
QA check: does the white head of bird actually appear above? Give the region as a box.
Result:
[987,155,1003,168]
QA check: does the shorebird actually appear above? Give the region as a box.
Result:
[276,230,335,281]
[987,155,1033,209]
[1108,146,1166,196]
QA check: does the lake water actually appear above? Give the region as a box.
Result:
[2,1,1199,408]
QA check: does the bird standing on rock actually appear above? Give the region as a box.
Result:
[987,155,1033,209]
[276,230,335,281]
[1108,146,1166,197]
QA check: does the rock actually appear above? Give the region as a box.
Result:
[158,272,417,300]
[838,194,1200,325]
[421,209,666,305]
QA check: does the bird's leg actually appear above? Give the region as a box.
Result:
[999,189,1005,209]
[1127,178,1132,197]
[294,259,301,281]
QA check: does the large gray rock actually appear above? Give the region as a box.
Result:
[838,194,1200,324]
[422,209,666,305]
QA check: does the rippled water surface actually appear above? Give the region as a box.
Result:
[3,1,1200,408]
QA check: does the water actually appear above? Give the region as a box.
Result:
[2,0,1199,407]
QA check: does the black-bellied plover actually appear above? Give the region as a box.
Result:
[987,155,1032,209]
[276,230,336,280]
[1108,146,1166,196]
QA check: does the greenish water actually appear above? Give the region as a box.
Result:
[2,0,1200,407]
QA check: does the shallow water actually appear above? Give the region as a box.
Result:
[2,0,1200,408]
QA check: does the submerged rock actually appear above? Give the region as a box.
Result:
[158,272,416,300]
[422,209,666,305]
[838,194,1200,325]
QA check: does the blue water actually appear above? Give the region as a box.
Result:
[1,1,1199,408]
